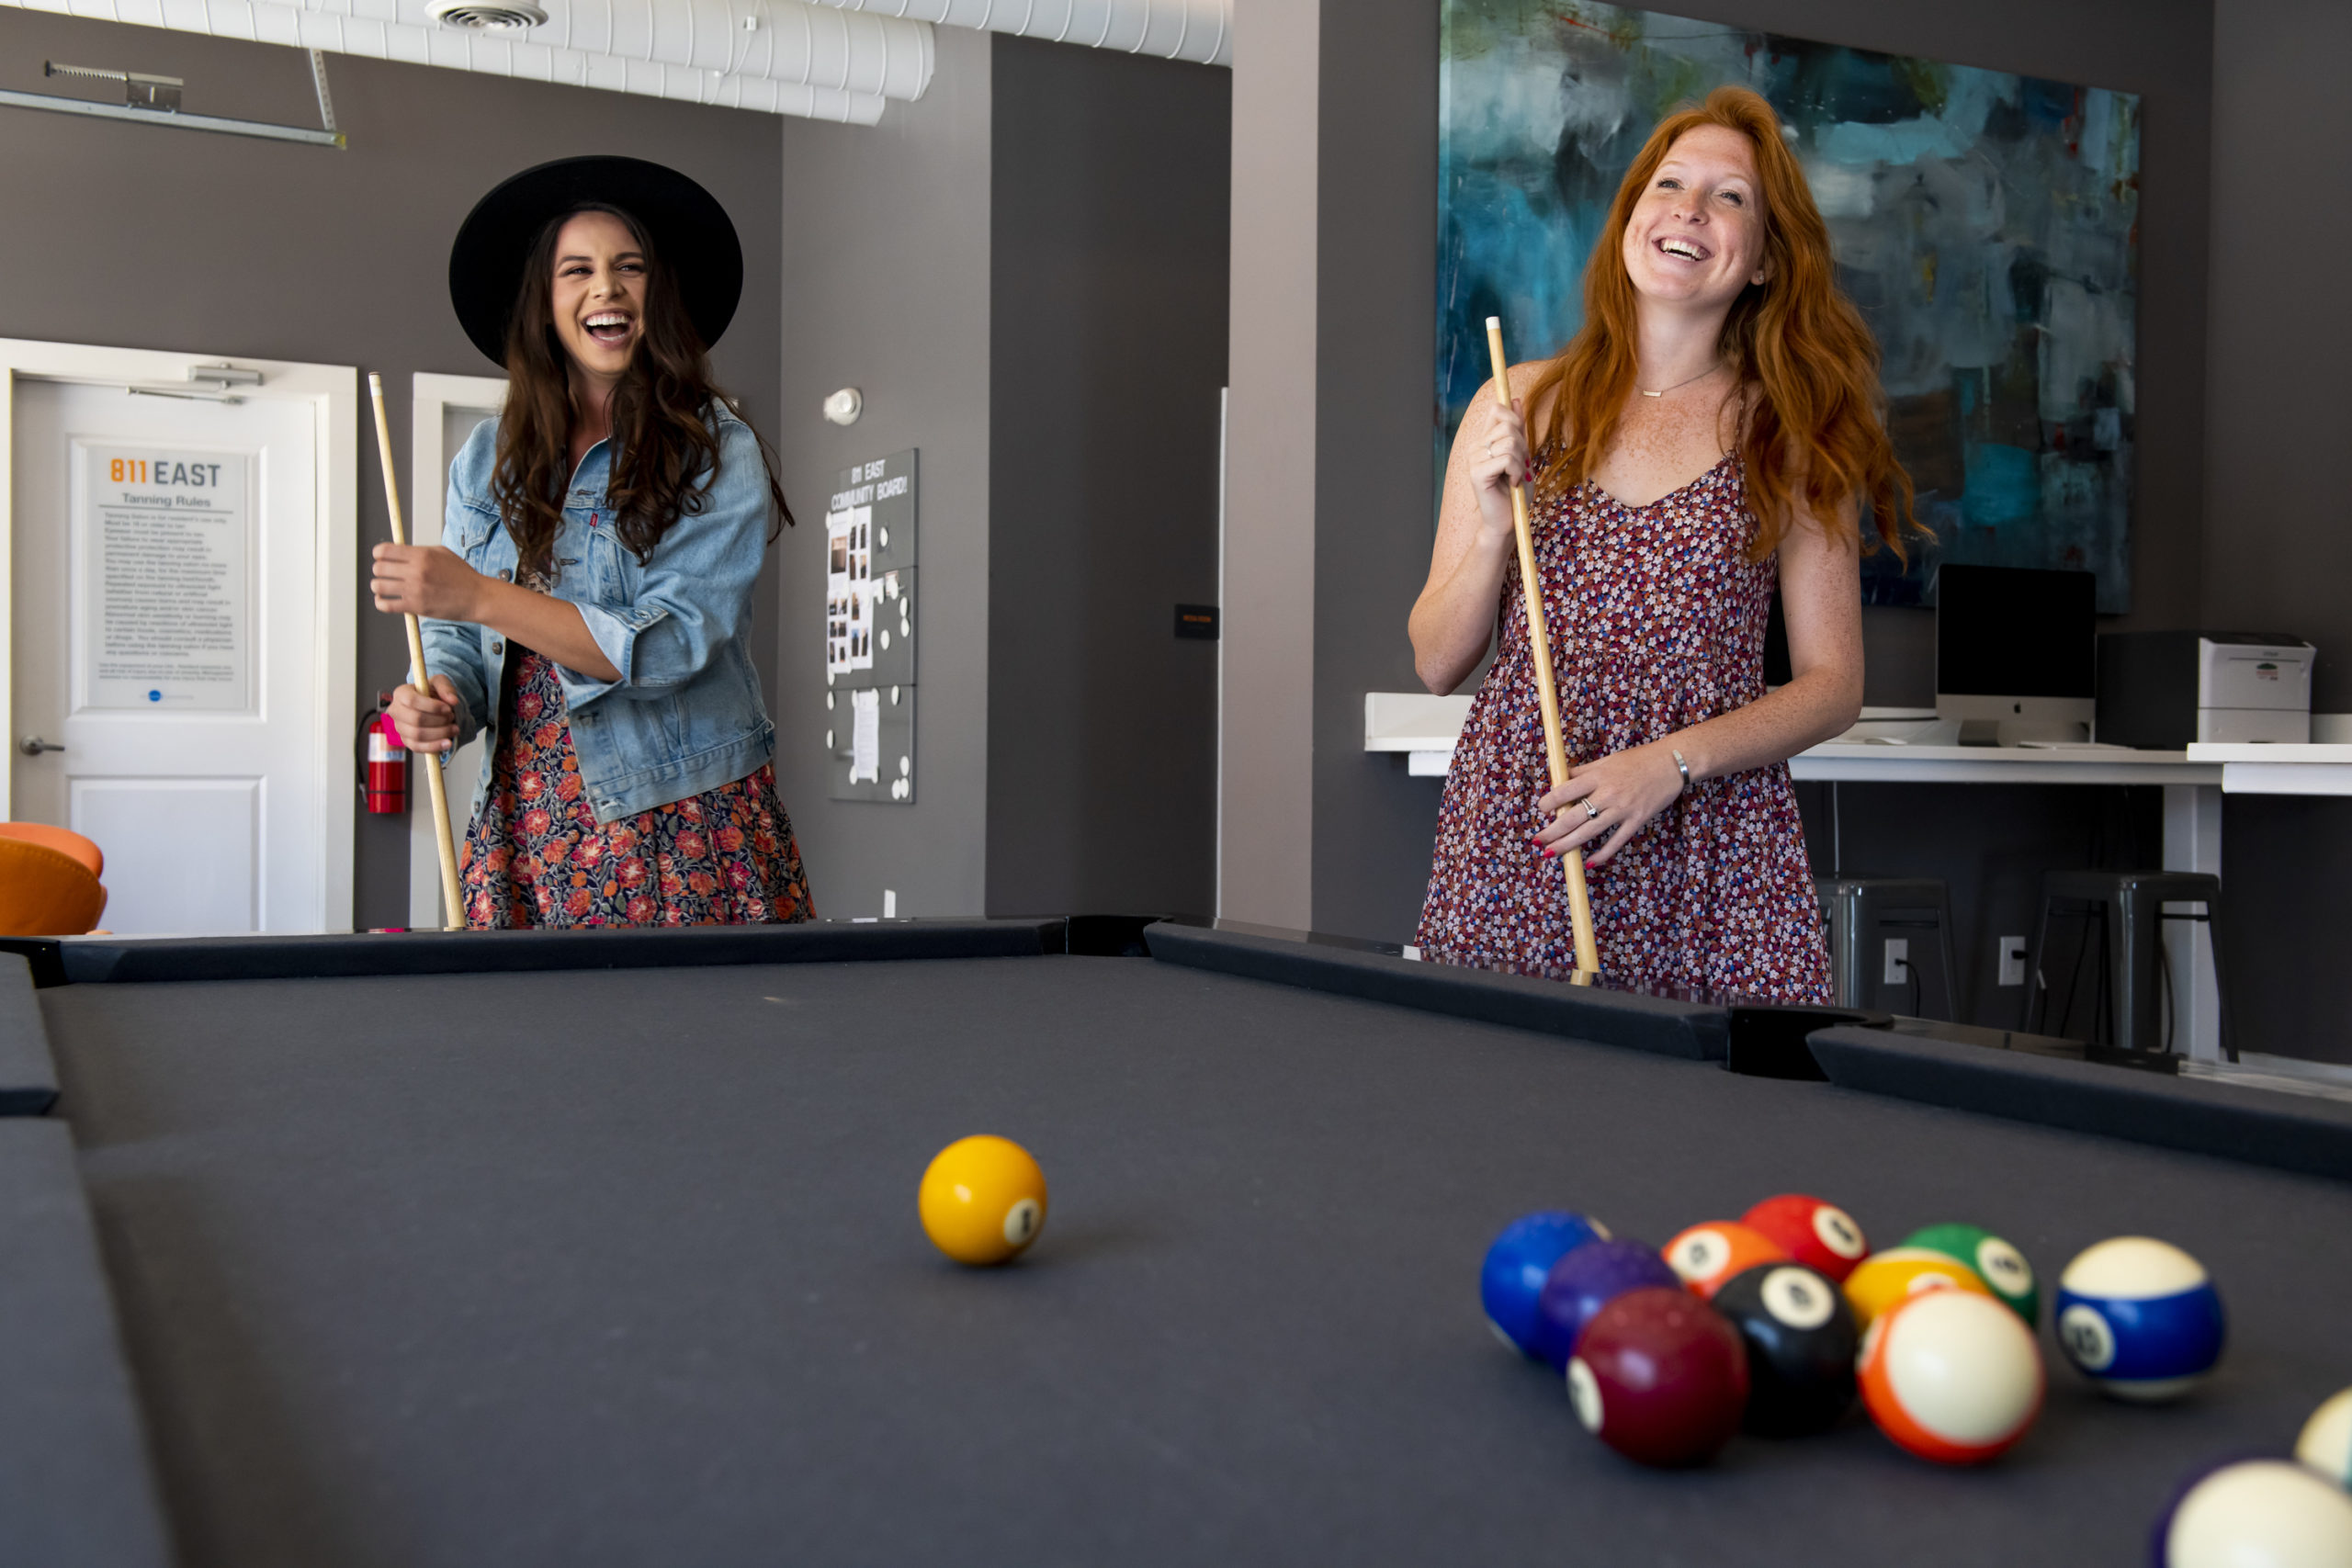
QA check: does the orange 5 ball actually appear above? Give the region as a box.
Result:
[1663,1222,1790,1300]
[919,1135,1048,1265]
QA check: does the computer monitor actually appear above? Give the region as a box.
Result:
[1934,564,2097,745]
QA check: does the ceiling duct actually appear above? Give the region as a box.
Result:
[0,0,925,120]
[805,0,1227,68]
[425,0,549,30]
[285,0,933,98]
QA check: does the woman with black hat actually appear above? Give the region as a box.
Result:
[372,156,814,928]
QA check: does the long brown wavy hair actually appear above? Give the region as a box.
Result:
[1522,86,1916,559]
[493,202,791,580]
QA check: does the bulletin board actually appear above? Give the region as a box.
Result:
[824,449,918,802]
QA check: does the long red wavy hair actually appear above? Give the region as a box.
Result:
[1522,86,1915,559]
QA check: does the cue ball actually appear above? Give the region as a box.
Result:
[1532,1238,1683,1372]
[1712,1262,1859,1438]
[2054,1236,2225,1403]
[2155,1460,2352,1568]
[1663,1221,1790,1300]
[1566,1286,1748,1467]
[918,1135,1048,1266]
[1741,1193,1871,1282]
[1480,1211,1611,1359]
[1858,1288,2043,1464]
[1901,1223,2039,1325]
[2299,1387,2352,1491]
[1841,1247,1995,1333]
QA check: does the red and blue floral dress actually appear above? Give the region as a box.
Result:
[458,646,814,930]
[1415,451,1831,1001]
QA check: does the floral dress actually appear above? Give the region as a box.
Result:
[1415,452,1831,1002]
[458,646,814,930]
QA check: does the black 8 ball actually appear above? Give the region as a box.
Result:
[1712,1261,1859,1437]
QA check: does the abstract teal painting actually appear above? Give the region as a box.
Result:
[1439,2,2143,608]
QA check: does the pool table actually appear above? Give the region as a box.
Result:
[3,918,2350,1567]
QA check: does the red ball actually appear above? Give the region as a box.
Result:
[1567,1286,1749,1466]
[1741,1194,1871,1283]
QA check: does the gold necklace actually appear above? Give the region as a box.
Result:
[1638,362,1724,399]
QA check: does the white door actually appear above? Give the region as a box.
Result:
[407,373,505,929]
[6,349,356,934]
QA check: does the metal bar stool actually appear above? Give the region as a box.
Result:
[2024,870,2234,1062]
[1814,877,1959,1020]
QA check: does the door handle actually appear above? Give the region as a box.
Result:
[17,735,64,756]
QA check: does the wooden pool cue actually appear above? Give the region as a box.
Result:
[368,373,465,931]
[1485,317,1602,976]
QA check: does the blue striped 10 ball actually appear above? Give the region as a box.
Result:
[2054,1237,2225,1402]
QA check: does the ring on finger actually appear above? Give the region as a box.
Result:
[1582,799,1601,820]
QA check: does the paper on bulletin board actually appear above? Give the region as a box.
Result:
[75,441,255,713]
[849,688,879,783]
[825,502,874,676]
[828,682,915,802]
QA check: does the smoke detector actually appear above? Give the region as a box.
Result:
[427,0,548,31]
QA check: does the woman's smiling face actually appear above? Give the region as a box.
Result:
[1620,124,1770,311]
[548,209,646,382]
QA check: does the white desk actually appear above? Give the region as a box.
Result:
[1364,694,2232,787]
[1363,695,2239,1059]
[2188,742,2352,796]
[1789,742,2216,787]
[1367,694,2352,1065]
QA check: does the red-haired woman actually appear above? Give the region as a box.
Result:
[1410,87,1912,998]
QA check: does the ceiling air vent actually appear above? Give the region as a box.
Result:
[426,0,548,31]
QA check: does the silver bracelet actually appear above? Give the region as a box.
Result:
[1671,749,1690,793]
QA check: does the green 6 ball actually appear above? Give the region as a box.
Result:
[1899,1224,2038,1325]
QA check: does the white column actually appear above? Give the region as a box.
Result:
[1216,0,1318,928]
[2163,783,2224,1061]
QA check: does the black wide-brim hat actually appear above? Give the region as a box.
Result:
[448,155,742,366]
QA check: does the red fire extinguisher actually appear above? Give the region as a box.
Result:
[361,693,407,815]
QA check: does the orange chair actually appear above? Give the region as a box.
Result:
[0,837,107,935]
[0,821,103,879]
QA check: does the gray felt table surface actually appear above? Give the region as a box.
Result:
[40,953,2352,1567]
[0,1121,175,1568]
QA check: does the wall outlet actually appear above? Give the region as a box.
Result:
[1882,937,1909,986]
[883,888,898,919]
[1997,936,2029,987]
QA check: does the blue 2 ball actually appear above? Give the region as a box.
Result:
[2056,1236,2225,1403]
[1482,1212,1610,1359]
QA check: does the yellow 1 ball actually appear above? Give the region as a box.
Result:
[919,1135,1048,1265]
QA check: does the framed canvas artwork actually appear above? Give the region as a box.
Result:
[1439,2,2143,607]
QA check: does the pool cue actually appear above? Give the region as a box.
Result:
[1485,317,1602,976]
[368,373,465,931]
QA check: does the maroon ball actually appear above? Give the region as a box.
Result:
[1566,1286,1749,1466]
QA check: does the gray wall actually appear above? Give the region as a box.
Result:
[1310,0,1444,941]
[984,38,1229,919]
[2205,0,2352,704]
[2202,0,2352,1062]
[1305,0,2221,946]
[0,11,784,930]
[1216,0,1322,930]
[772,25,992,920]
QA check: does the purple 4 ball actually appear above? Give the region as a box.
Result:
[1532,1238,1683,1371]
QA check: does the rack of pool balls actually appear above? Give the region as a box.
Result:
[1482,1197,2352,1562]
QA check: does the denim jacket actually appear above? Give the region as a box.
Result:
[422,403,775,825]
